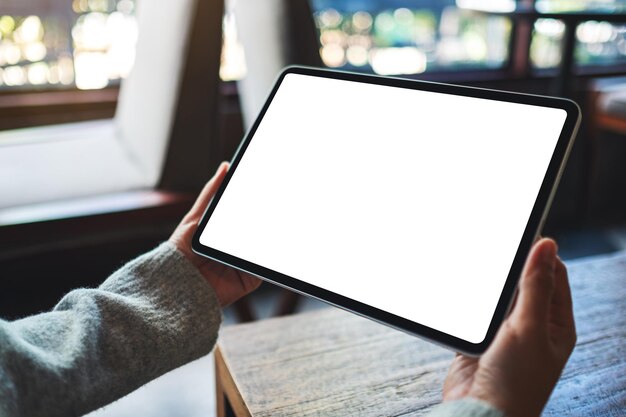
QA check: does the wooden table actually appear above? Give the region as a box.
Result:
[215,252,626,416]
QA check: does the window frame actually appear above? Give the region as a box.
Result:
[0,87,118,131]
[0,0,226,261]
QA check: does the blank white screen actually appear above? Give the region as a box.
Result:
[200,73,567,344]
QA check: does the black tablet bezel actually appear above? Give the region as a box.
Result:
[192,66,581,355]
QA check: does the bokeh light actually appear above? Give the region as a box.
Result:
[0,1,137,91]
[220,7,247,82]
[27,62,49,85]
[312,2,511,76]
[0,0,249,89]
[3,0,626,90]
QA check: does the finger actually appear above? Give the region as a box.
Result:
[236,270,263,293]
[506,288,519,317]
[184,162,230,222]
[511,238,557,328]
[506,232,544,317]
[442,354,478,401]
[550,257,575,330]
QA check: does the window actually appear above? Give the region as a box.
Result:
[532,18,626,69]
[0,0,244,134]
[221,3,247,81]
[306,0,626,75]
[0,0,137,91]
[0,0,222,209]
[0,0,245,92]
[310,0,512,75]
[517,0,626,69]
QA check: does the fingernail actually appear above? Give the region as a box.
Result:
[542,239,557,261]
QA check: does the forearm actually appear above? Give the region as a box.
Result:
[0,242,222,417]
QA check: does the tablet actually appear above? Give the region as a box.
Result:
[192,66,580,355]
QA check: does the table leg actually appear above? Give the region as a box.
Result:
[216,356,226,417]
[214,346,253,417]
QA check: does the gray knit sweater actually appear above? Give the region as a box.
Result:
[0,242,502,417]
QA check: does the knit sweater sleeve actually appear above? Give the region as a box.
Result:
[0,242,222,417]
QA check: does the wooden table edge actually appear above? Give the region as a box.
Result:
[215,345,253,417]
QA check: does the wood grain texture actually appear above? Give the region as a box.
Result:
[216,252,626,417]
[216,347,252,417]
[544,253,626,417]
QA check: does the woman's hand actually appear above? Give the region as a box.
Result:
[169,162,262,306]
[442,238,577,417]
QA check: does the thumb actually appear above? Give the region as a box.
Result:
[512,238,557,328]
[184,161,230,222]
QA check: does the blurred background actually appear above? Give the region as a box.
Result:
[4,0,626,89]
[1,0,626,416]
